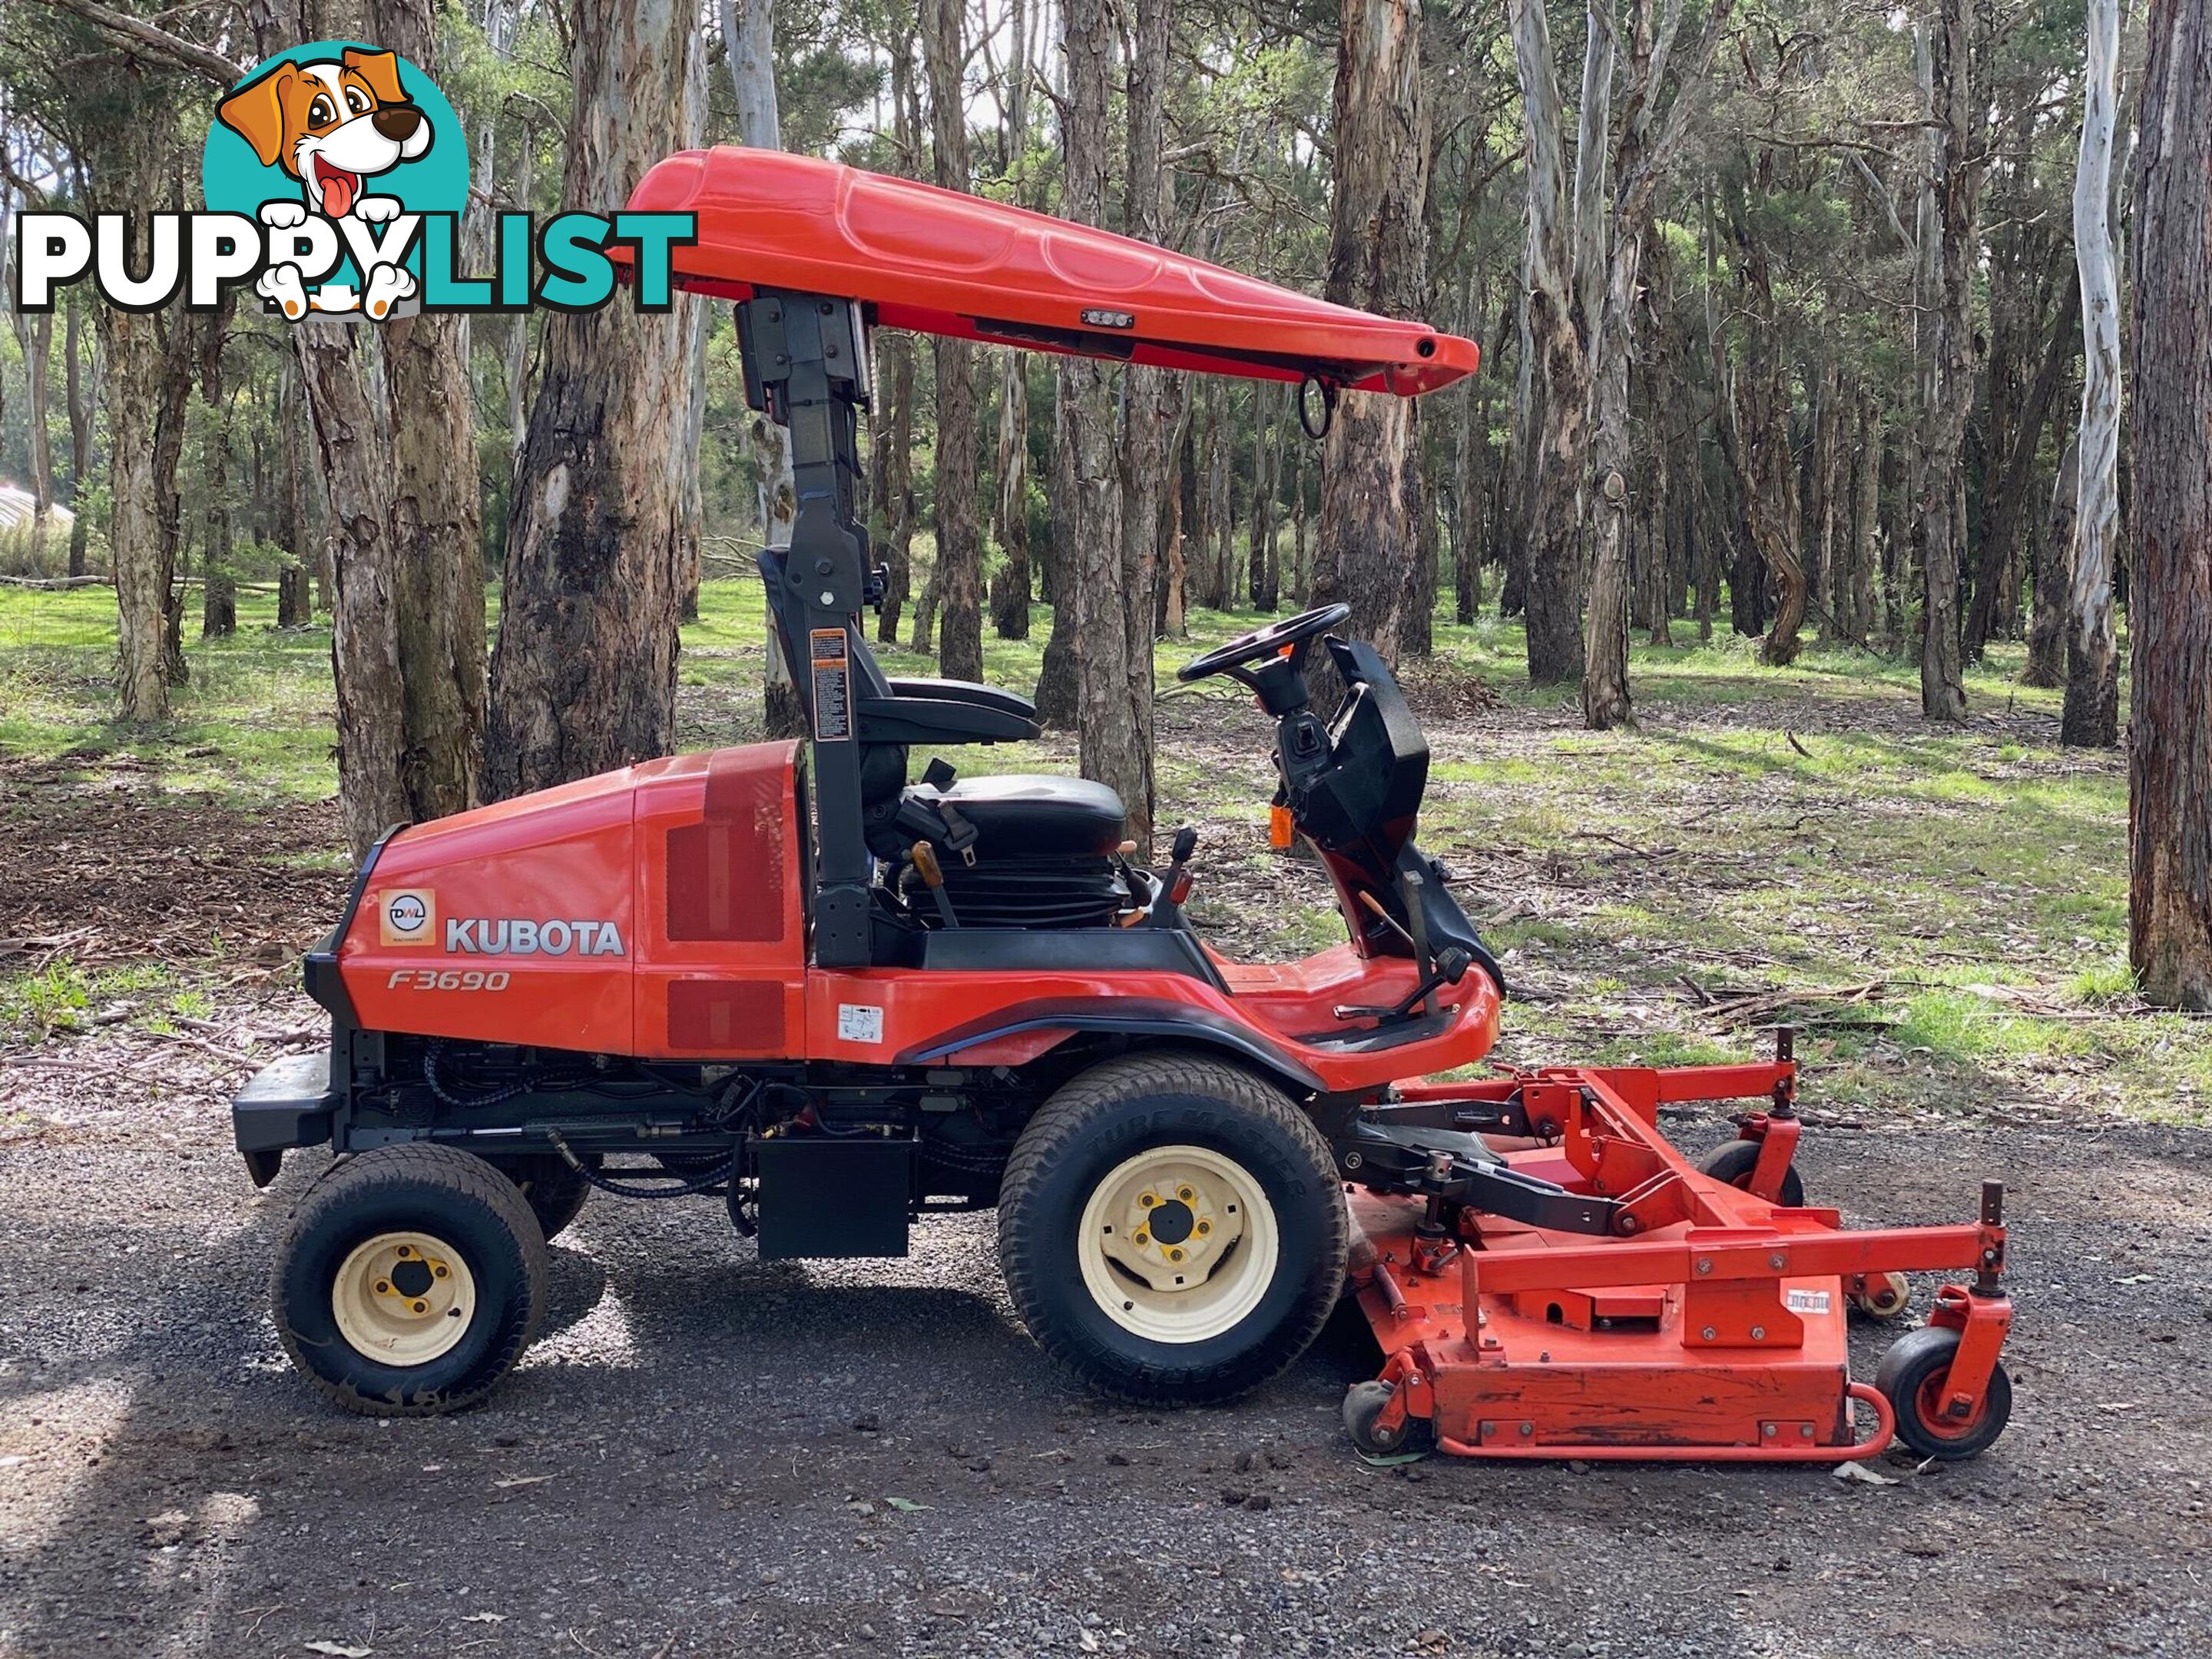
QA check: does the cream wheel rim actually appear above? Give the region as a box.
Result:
[330,1230,476,1366]
[1077,1144,1279,1343]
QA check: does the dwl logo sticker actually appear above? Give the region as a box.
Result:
[12,39,692,322]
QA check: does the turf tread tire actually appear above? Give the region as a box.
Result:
[273,1144,550,1418]
[998,1051,1347,1406]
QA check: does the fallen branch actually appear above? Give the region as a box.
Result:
[0,574,106,590]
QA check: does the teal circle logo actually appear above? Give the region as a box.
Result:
[202,40,467,318]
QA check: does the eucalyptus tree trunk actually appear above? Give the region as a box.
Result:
[64,295,94,580]
[505,132,537,462]
[1054,0,1142,837]
[1249,384,1280,611]
[2065,0,2122,748]
[200,409,236,639]
[876,25,922,645]
[487,0,700,797]
[277,357,314,628]
[289,0,488,843]
[988,0,1034,641]
[2024,440,2076,688]
[1314,0,1429,704]
[19,307,55,567]
[2126,0,2212,1006]
[1848,392,1881,643]
[922,0,984,683]
[870,329,919,644]
[725,0,803,733]
[1969,268,2078,663]
[1104,0,1174,855]
[1510,0,1591,684]
[1915,5,1977,723]
[89,98,181,720]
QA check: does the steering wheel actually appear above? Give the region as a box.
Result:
[1176,603,1353,684]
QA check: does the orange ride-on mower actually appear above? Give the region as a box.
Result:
[233,147,2015,1461]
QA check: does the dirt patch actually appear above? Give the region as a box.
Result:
[0,760,346,969]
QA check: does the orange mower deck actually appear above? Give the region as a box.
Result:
[1342,1049,2015,1462]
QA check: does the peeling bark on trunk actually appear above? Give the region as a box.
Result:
[486,0,699,799]
[1315,0,1429,706]
[2127,0,2212,1007]
[1052,0,1148,842]
[2066,0,2123,748]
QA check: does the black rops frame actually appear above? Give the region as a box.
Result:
[735,288,879,968]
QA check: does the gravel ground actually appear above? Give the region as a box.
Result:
[3,1069,2209,1659]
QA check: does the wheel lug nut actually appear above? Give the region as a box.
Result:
[1196,1222,1211,1236]
[433,1266,448,1278]
[1177,1187,1194,1202]
[412,1300,428,1313]
[1139,1194,1156,1207]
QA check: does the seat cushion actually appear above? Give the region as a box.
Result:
[909,774,1128,859]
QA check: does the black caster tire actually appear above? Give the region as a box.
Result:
[1343,1380,1428,1456]
[273,1144,549,1417]
[998,1052,1348,1406]
[482,1151,592,1241]
[1875,1325,2012,1460]
[1698,1137,1806,1209]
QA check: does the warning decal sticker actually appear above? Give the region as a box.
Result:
[810,627,852,742]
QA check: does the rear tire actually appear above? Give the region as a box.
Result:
[998,1053,1347,1405]
[273,1144,548,1417]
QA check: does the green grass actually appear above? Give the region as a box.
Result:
[5,565,2204,1124]
[0,959,176,1045]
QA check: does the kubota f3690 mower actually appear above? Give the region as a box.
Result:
[235,147,2015,1462]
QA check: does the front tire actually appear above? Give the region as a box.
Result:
[998,1053,1347,1404]
[273,1144,549,1417]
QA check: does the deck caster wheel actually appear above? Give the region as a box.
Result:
[1697,1137,1805,1209]
[998,1053,1347,1406]
[274,1144,549,1417]
[1850,1272,1913,1322]
[1343,1381,1427,1457]
[1875,1326,2012,1460]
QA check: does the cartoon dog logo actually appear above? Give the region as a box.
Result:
[216,48,433,320]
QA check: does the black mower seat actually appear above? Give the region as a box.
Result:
[908,775,1127,859]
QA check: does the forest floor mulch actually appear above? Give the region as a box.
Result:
[2,666,2209,1657]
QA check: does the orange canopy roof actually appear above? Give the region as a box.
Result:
[624,147,1479,397]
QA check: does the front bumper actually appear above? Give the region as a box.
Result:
[232,1048,337,1185]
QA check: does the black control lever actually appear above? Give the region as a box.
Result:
[1334,945,1471,1025]
[1150,826,1199,928]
